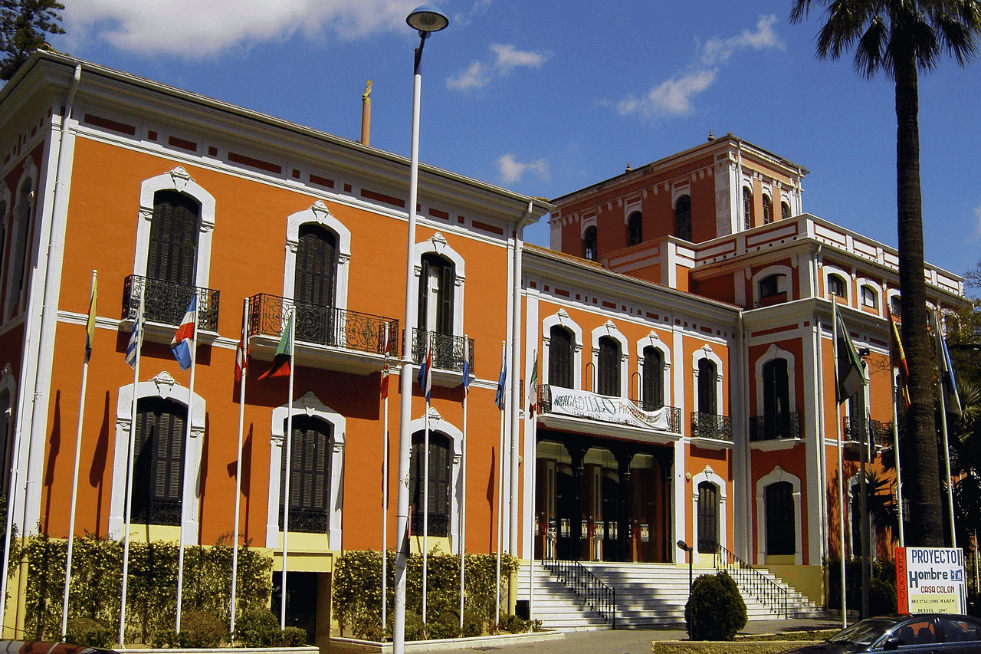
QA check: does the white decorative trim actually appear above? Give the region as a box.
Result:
[590,321,629,397]
[412,233,466,336]
[691,466,727,565]
[409,409,464,554]
[754,344,797,416]
[755,466,803,565]
[822,265,851,304]
[635,331,671,404]
[692,345,724,415]
[109,372,206,543]
[282,201,352,310]
[133,168,216,289]
[265,391,346,549]
[543,310,583,390]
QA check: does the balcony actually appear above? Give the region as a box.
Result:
[249,293,399,375]
[843,416,894,450]
[749,412,801,441]
[536,384,682,443]
[410,329,474,378]
[123,274,220,332]
[690,412,733,448]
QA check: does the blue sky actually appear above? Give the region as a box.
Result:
[52,0,981,287]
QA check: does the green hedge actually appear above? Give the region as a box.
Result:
[825,557,897,615]
[333,548,519,641]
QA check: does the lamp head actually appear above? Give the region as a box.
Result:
[677,539,692,552]
[407,5,449,33]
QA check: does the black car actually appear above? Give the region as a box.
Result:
[0,642,118,654]
[780,614,981,654]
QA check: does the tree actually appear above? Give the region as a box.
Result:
[0,0,65,82]
[791,0,981,547]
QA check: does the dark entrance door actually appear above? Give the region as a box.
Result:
[555,470,576,560]
[601,475,619,561]
[271,571,318,644]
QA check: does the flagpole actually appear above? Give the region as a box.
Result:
[495,341,506,627]
[382,326,392,638]
[527,350,538,622]
[459,336,469,632]
[934,309,957,548]
[176,294,201,633]
[422,334,431,627]
[890,355,905,547]
[120,292,145,645]
[832,302,846,629]
[231,297,250,638]
[62,270,97,637]
[281,308,297,630]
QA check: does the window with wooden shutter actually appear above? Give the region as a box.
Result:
[548,326,574,389]
[280,415,331,533]
[766,481,796,555]
[597,336,620,397]
[131,397,186,526]
[763,358,790,439]
[417,253,454,335]
[583,226,597,261]
[697,481,719,553]
[147,190,200,286]
[294,224,337,307]
[409,431,451,537]
[698,358,717,416]
[642,347,664,410]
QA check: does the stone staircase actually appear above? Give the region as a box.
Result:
[516,561,825,631]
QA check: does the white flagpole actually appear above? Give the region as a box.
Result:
[495,341,506,627]
[382,326,391,638]
[62,270,97,637]
[280,308,296,630]
[422,334,431,626]
[832,302,846,629]
[176,294,201,633]
[528,350,538,622]
[119,292,145,645]
[459,336,469,631]
[890,359,905,547]
[935,310,958,548]
[231,297,250,638]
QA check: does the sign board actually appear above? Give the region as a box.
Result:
[896,547,966,614]
[546,386,673,430]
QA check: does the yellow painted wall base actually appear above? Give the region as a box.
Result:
[759,564,825,606]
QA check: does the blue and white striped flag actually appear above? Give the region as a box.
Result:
[125,309,142,369]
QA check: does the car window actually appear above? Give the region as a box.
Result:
[940,618,981,643]
[900,620,937,646]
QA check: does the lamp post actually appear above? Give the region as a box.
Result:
[677,540,694,638]
[677,539,693,592]
[394,6,448,654]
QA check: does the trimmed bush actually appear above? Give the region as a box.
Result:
[684,571,747,641]
[234,608,279,647]
[64,617,111,648]
[870,578,898,616]
[177,611,225,648]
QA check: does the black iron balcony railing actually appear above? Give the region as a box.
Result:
[691,411,733,441]
[123,274,220,331]
[749,412,801,441]
[409,329,474,374]
[249,293,399,357]
[843,416,894,447]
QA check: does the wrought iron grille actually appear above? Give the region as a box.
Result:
[410,512,449,538]
[630,398,683,433]
[249,293,399,357]
[280,508,328,534]
[410,329,474,374]
[122,274,220,331]
[130,500,182,527]
[843,417,894,446]
[749,412,801,441]
[713,542,790,618]
[690,412,733,441]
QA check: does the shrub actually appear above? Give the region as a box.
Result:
[234,608,279,647]
[684,571,747,641]
[64,617,111,648]
[151,628,178,648]
[274,626,308,647]
[177,611,225,648]
[869,578,898,616]
[500,613,529,634]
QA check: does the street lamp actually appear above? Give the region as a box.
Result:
[677,539,693,592]
[394,6,448,654]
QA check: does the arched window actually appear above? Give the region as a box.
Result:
[549,326,574,389]
[280,415,332,533]
[828,274,847,299]
[765,481,796,555]
[583,226,598,261]
[861,285,878,309]
[597,336,621,397]
[642,346,664,410]
[697,358,718,416]
[762,195,772,225]
[418,253,455,336]
[781,201,791,220]
[890,295,902,318]
[147,190,200,287]
[742,187,753,230]
[674,196,692,242]
[627,211,642,246]
[762,359,790,439]
[131,396,186,526]
[295,224,337,307]
[7,178,34,317]
[697,481,719,553]
[410,431,452,537]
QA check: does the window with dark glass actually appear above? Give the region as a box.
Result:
[597,336,621,397]
[674,196,692,242]
[890,295,902,317]
[763,358,790,439]
[280,415,331,533]
[697,481,719,553]
[627,212,642,246]
[861,285,878,309]
[549,326,574,389]
[642,346,664,410]
[828,274,846,299]
[765,481,795,555]
[781,201,791,220]
[759,274,783,299]
[11,180,34,303]
[583,226,598,261]
[762,195,772,225]
[131,396,186,526]
[848,389,867,443]
[409,431,451,537]
[295,224,337,307]
[418,253,454,335]
[697,358,717,416]
[742,187,753,230]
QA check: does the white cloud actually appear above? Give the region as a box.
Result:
[62,0,421,58]
[447,43,550,91]
[618,14,783,120]
[497,154,548,184]
[452,0,493,28]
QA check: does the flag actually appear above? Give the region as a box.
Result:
[380,328,392,400]
[462,338,471,397]
[528,350,539,416]
[417,335,432,402]
[85,274,98,359]
[889,316,910,409]
[258,312,293,380]
[495,356,507,410]
[835,310,866,404]
[125,308,142,369]
[934,312,963,416]
[171,295,197,371]
[235,336,248,382]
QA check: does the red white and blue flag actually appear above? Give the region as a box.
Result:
[171,295,197,371]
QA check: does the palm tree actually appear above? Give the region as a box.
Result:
[791,0,981,547]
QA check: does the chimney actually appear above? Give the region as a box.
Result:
[361,81,372,146]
